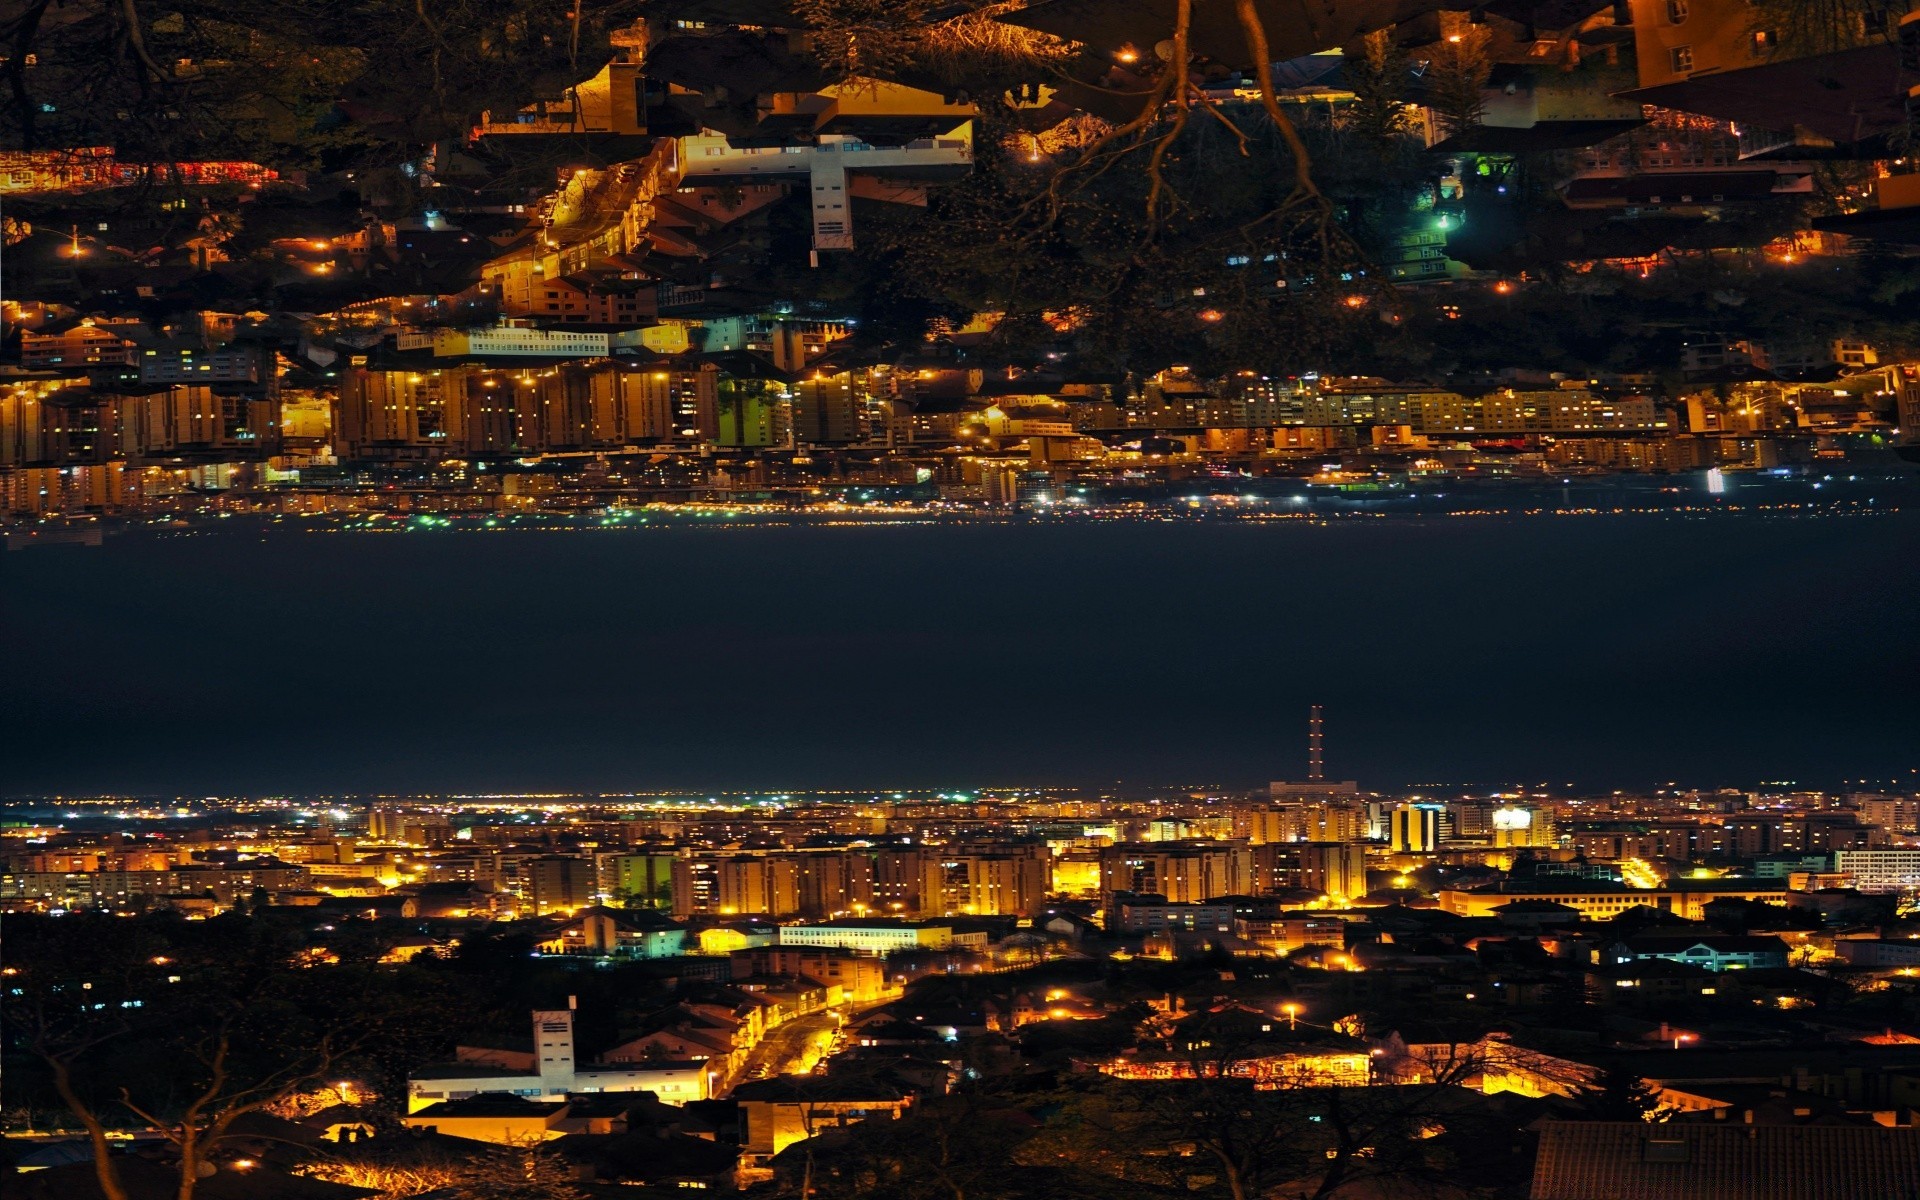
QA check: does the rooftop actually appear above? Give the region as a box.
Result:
[1529,1119,1920,1200]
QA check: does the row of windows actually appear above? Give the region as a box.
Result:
[1669,31,1777,74]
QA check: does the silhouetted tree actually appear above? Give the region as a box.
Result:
[1573,1066,1671,1122]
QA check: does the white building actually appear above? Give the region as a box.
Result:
[407,1003,718,1111]
[676,131,972,252]
[396,323,610,359]
[776,921,953,956]
[1836,850,1920,893]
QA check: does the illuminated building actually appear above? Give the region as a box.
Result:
[697,316,852,374]
[1261,801,1370,844]
[0,863,310,912]
[1384,222,1467,282]
[19,319,140,368]
[366,807,409,841]
[1,462,138,517]
[676,116,973,253]
[671,854,801,918]
[526,855,595,914]
[1491,805,1557,849]
[734,1076,912,1164]
[0,375,112,467]
[1110,895,1234,934]
[1146,816,1236,841]
[775,920,953,955]
[1092,1048,1372,1087]
[790,369,873,445]
[869,845,1050,917]
[714,377,786,447]
[1619,0,1920,150]
[0,147,279,194]
[1389,805,1441,854]
[1098,843,1257,906]
[1606,933,1790,971]
[792,849,877,917]
[1051,853,1101,895]
[1408,388,1667,435]
[539,906,687,957]
[1857,797,1920,834]
[395,324,612,359]
[408,1002,718,1113]
[111,386,274,458]
[401,1096,572,1144]
[474,57,649,139]
[1298,842,1371,904]
[1834,850,1920,893]
[599,851,675,909]
[930,849,1049,916]
[1437,881,1793,921]
[729,947,891,1003]
[665,849,875,919]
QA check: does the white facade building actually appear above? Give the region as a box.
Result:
[676,132,972,252]
[396,323,610,359]
[1836,850,1920,893]
[408,1003,718,1111]
[776,921,953,955]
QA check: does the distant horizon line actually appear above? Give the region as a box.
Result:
[4,776,1912,805]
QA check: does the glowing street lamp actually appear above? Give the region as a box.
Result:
[1281,1002,1301,1031]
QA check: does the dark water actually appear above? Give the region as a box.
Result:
[5,512,1917,796]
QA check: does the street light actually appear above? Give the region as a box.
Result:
[1281,1003,1301,1031]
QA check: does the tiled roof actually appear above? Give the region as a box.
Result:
[1529,1120,1920,1200]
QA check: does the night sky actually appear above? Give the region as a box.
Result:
[5,514,1918,796]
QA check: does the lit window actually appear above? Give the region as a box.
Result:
[1670,45,1693,72]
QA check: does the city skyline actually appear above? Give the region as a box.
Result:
[6,3,1920,1199]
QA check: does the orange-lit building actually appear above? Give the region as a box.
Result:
[0,147,279,194]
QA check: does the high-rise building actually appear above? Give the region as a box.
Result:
[791,849,875,917]
[1858,797,1920,834]
[941,850,1050,916]
[1098,843,1255,905]
[720,856,801,918]
[367,807,409,841]
[1264,801,1370,844]
[1491,806,1558,849]
[526,855,595,915]
[670,853,813,918]
[600,852,675,909]
[1298,843,1370,904]
[791,371,866,444]
[1389,806,1441,854]
[869,845,1050,916]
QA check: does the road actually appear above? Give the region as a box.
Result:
[729,1010,842,1091]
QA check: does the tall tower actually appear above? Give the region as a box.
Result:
[533,998,577,1095]
[1308,704,1325,783]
